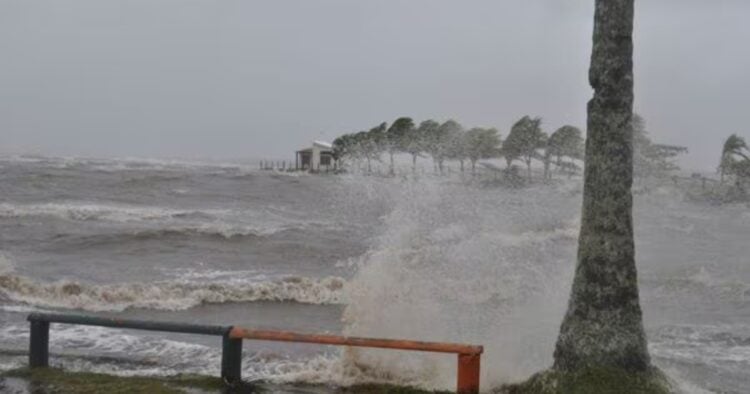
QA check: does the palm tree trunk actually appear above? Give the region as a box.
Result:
[389,152,394,175]
[412,154,417,173]
[554,0,650,372]
[526,159,532,181]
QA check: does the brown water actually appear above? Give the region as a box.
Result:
[1,155,748,393]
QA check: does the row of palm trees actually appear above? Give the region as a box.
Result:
[332,116,585,180]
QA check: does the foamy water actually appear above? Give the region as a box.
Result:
[1,156,748,393]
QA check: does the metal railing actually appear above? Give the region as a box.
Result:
[26,313,483,394]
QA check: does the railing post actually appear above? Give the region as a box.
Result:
[29,320,50,368]
[457,353,480,394]
[221,333,242,384]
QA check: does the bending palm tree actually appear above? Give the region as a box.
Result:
[720,134,749,183]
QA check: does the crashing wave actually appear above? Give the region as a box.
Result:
[0,202,224,223]
[54,226,295,247]
[0,270,347,312]
[0,202,327,239]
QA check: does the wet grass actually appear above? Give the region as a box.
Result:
[334,383,450,393]
[2,367,225,393]
[0,368,450,394]
[496,366,672,394]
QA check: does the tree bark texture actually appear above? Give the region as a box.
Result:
[553,0,650,373]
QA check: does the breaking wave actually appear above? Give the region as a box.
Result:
[0,202,316,238]
[54,226,296,247]
[0,263,346,311]
[0,202,222,223]
[651,324,750,376]
[0,155,258,173]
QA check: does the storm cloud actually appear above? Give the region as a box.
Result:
[1,0,748,170]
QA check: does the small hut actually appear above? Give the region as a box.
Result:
[295,141,334,172]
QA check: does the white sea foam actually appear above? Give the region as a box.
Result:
[245,351,431,388]
[0,253,12,274]
[0,265,347,311]
[0,322,425,388]
[0,356,25,373]
[660,367,715,394]
[0,202,317,238]
[0,154,260,173]
[128,223,293,239]
[0,304,54,314]
[0,322,223,375]
[0,321,429,388]
[651,324,750,366]
[0,202,221,223]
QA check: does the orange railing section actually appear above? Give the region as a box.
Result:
[229,327,483,394]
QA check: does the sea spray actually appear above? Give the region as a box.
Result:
[337,177,582,390]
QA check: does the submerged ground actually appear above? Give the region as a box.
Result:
[0,156,748,393]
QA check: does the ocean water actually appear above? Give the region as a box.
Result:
[0,155,748,393]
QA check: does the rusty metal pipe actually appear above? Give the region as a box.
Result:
[229,327,483,355]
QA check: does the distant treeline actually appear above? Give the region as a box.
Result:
[332,114,687,181]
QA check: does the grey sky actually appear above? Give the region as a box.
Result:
[1,1,748,170]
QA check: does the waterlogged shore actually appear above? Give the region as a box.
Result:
[2,157,749,392]
[0,368,450,394]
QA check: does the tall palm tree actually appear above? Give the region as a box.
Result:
[554,0,651,373]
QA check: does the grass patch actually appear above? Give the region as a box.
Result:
[2,367,226,394]
[246,382,451,393]
[496,366,672,394]
[2,368,451,393]
[335,383,451,393]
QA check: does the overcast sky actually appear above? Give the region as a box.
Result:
[1,1,748,170]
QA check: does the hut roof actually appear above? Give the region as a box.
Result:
[313,141,333,150]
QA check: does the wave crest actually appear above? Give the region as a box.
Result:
[0,272,347,312]
[0,202,305,238]
[0,202,224,223]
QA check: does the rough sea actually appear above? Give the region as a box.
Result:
[0,155,748,393]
